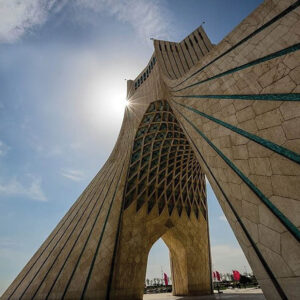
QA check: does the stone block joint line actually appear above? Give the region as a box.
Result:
[172,43,300,93]
[42,162,119,299]
[6,165,106,300]
[105,109,142,300]
[17,164,113,299]
[172,102,300,243]
[173,100,300,164]
[31,166,117,299]
[81,160,127,299]
[60,165,122,299]
[172,106,288,300]
[2,1,299,299]
[174,93,300,102]
[170,0,300,89]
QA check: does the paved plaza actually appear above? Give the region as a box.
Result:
[144,288,265,300]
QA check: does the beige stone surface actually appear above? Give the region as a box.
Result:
[2,1,300,300]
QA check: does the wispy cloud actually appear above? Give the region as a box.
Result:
[0,0,172,43]
[0,0,46,43]
[0,176,47,201]
[0,0,68,43]
[0,140,10,156]
[61,169,85,181]
[76,0,172,41]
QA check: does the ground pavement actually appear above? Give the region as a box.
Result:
[143,288,265,300]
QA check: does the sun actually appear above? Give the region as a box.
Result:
[83,78,129,129]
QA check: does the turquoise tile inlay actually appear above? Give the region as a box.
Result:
[173,103,300,243]
[173,43,300,92]
[174,93,300,102]
[171,1,300,89]
[174,113,287,300]
[174,100,300,164]
[81,161,126,299]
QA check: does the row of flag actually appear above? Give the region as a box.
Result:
[151,270,241,287]
[212,270,241,281]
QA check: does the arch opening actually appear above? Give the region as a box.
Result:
[109,100,211,300]
[144,238,173,296]
[144,233,190,297]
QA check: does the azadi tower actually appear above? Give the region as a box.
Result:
[2,0,300,299]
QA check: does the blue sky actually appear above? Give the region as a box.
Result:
[0,0,262,293]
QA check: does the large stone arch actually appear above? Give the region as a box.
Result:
[109,100,211,300]
[2,1,300,300]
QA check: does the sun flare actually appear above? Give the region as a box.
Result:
[83,78,128,129]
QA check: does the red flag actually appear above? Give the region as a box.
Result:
[233,270,240,281]
[216,271,221,281]
[164,273,168,286]
[213,271,216,280]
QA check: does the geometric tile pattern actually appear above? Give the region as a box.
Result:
[124,100,206,219]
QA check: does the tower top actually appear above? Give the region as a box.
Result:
[128,25,213,97]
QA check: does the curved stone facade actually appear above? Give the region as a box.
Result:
[2,0,300,299]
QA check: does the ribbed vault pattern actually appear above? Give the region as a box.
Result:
[124,100,206,218]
